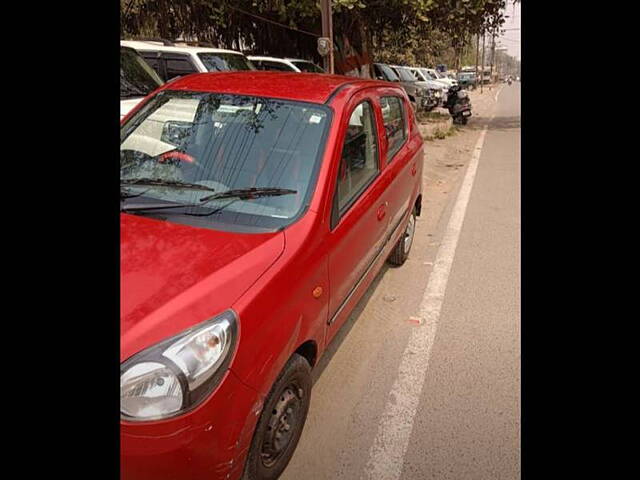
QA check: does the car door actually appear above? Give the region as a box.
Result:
[325,90,389,343]
[375,90,422,246]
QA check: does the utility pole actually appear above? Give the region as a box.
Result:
[490,31,496,86]
[474,33,480,89]
[320,0,334,74]
[480,31,486,93]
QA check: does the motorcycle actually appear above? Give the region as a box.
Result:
[444,85,472,125]
[507,77,512,86]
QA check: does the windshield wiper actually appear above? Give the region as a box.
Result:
[198,187,297,203]
[120,178,217,193]
[121,187,297,215]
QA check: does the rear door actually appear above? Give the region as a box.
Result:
[375,89,421,240]
[326,89,390,343]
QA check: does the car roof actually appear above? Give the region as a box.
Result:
[161,72,395,104]
[247,56,318,65]
[247,56,292,63]
[120,40,245,56]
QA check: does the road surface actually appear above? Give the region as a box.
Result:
[280,83,521,480]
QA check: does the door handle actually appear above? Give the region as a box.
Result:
[377,202,388,221]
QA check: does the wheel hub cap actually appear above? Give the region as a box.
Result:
[260,385,303,468]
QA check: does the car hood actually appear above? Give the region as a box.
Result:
[416,80,443,91]
[121,214,285,360]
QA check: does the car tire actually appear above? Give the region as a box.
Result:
[242,354,312,480]
[388,208,416,266]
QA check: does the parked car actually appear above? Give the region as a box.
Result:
[391,65,442,111]
[406,66,448,105]
[373,63,433,111]
[120,72,424,480]
[248,56,325,73]
[420,67,458,89]
[457,71,477,89]
[120,40,255,81]
[120,45,164,119]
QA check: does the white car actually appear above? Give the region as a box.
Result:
[247,56,325,73]
[120,44,164,119]
[120,40,255,82]
[420,68,458,89]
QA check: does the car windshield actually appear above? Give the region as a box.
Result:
[395,67,417,82]
[120,91,331,232]
[290,61,325,73]
[419,69,435,80]
[197,52,256,71]
[376,64,400,82]
[121,48,164,99]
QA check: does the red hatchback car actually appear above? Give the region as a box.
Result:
[120,72,424,480]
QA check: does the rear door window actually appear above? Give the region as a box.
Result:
[164,54,199,80]
[140,52,165,79]
[379,96,406,162]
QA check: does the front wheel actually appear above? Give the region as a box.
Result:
[243,354,312,480]
[388,209,416,266]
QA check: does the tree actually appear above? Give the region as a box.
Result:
[121,0,508,75]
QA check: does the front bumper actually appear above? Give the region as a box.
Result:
[121,370,260,480]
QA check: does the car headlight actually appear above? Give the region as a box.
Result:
[120,310,238,422]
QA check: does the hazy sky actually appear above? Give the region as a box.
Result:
[497,1,521,60]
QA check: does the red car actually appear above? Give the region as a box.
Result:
[120,72,424,480]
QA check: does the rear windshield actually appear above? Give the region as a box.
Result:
[197,52,256,72]
[120,91,331,232]
[291,61,325,73]
[121,48,164,99]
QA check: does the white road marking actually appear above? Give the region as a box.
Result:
[495,86,502,102]
[363,124,491,480]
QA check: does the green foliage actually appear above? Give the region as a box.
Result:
[121,0,509,71]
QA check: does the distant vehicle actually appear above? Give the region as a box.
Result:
[120,45,164,119]
[120,40,255,81]
[373,63,431,111]
[456,71,477,89]
[248,56,325,73]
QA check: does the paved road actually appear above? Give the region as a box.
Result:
[280,84,521,480]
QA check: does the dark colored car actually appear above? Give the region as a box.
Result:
[457,71,477,89]
[373,62,432,111]
[120,72,424,480]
